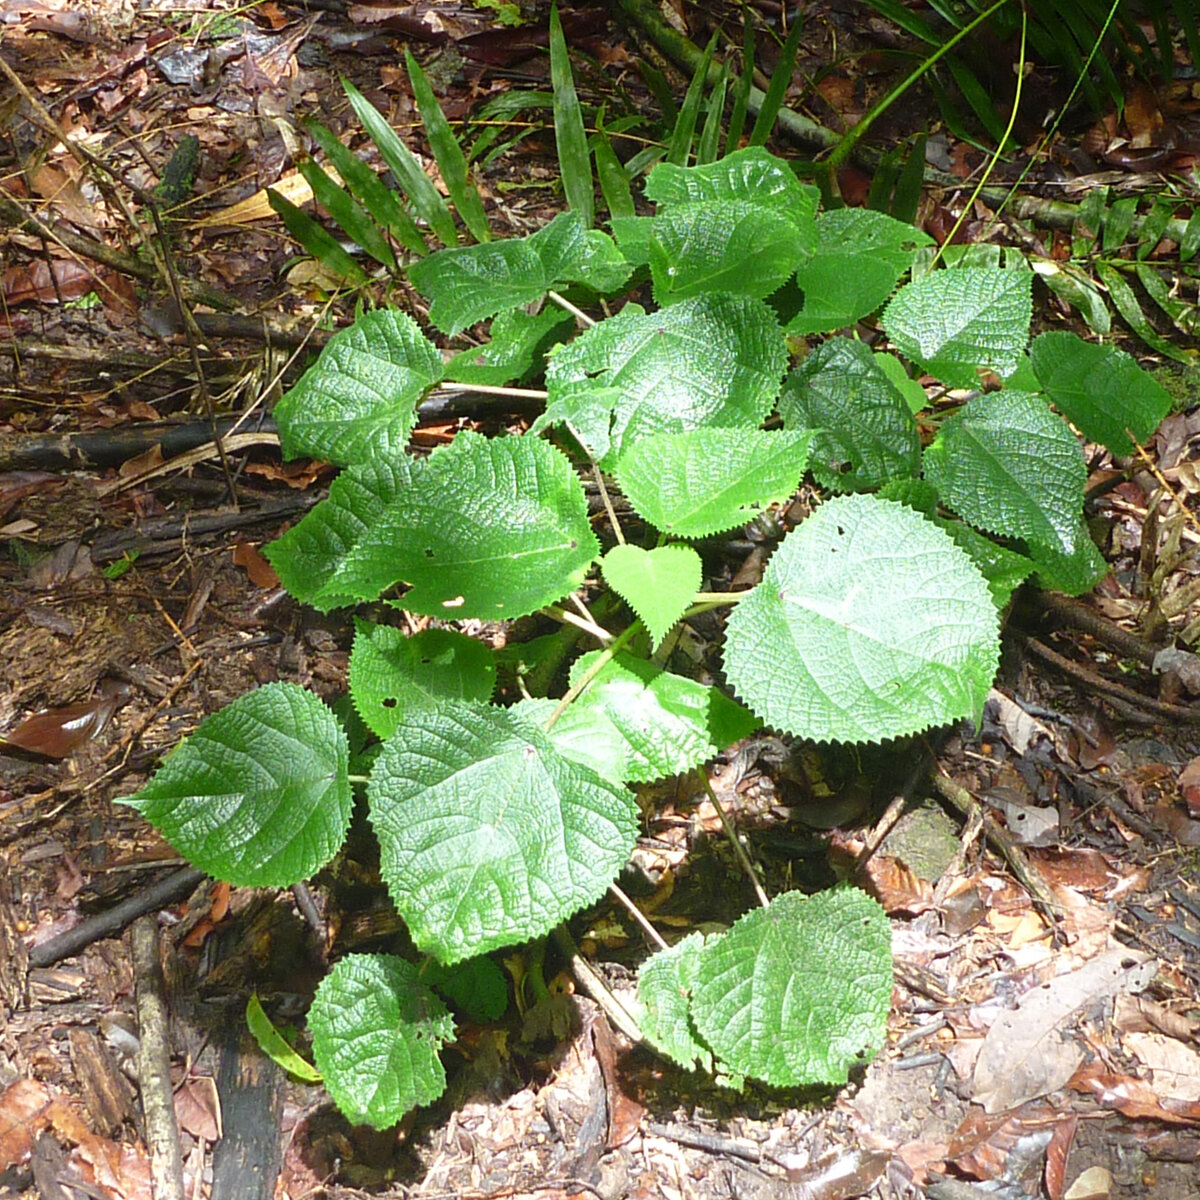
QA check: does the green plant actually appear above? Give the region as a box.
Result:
[122,145,1174,1128]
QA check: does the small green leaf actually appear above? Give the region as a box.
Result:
[788,208,933,334]
[1026,523,1109,596]
[349,622,496,740]
[405,48,490,243]
[443,308,575,386]
[723,495,999,742]
[637,932,712,1072]
[309,954,453,1128]
[368,701,638,963]
[408,211,629,335]
[539,652,759,784]
[246,993,322,1083]
[423,955,510,1023]
[922,391,1086,556]
[273,309,443,466]
[616,429,812,538]
[266,433,599,617]
[1032,259,1111,335]
[544,293,786,468]
[935,519,1034,610]
[297,159,397,270]
[268,187,367,284]
[779,338,921,491]
[1030,330,1173,454]
[343,78,459,248]
[122,683,351,888]
[690,888,892,1087]
[601,543,702,649]
[882,267,1033,386]
[548,1,594,227]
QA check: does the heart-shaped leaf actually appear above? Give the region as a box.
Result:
[601,543,701,648]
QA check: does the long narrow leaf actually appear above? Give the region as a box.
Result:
[267,188,367,284]
[638,61,678,127]
[405,49,490,243]
[592,113,635,220]
[468,90,553,163]
[1096,260,1193,363]
[891,132,927,224]
[1172,0,1200,87]
[343,78,458,248]
[856,0,940,45]
[726,13,754,153]
[748,14,804,146]
[696,61,729,165]
[297,160,396,270]
[944,57,1007,145]
[305,120,427,256]
[548,1,594,228]
[667,31,717,165]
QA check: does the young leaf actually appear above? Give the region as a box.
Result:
[273,309,443,466]
[778,339,921,491]
[268,187,367,284]
[548,2,594,228]
[349,622,496,740]
[297,159,397,270]
[1029,331,1173,455]
[443,307,576,387]
[601,543,702,649]
[543,293,787,468]
[537,652,759,785]
[408,210,630,336]
[788,208,934,334]
[723,495,999,743]
[405,48,490,243]
[122,683,352,888]
[636,931,712,1072]
[690,888,892,1087]
[881,267,1033,386]
[246,994,322,1083]
[922,391,1086,556]
[367,701,638,964]
[266,432,600,618]
[342,77,459,248]
[615,429,813,538]
[309,954,453,1128]
[305,118,428,255]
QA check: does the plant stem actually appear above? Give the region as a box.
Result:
[547,289,597,328]
[542,601,613,643]
[697,770,769,909]
[543,620,642,732]
[348,774,369,785]
[438,381,548,399]
[609,882,670,950]
[551,926,644,1044]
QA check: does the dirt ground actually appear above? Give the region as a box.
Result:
[2,2,1200,1199]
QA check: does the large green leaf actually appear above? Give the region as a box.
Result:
[881,268,1033,386]
[690,888,892,1087]
[601,543,702,649]
[922,391,1086,556]
[367,701,638,964]
[122,683,351,887]
[309,954,453,1128]
[542,294,786,467]
[527,652,759,785]
[723,495,999,742]
[273,310,443,466]
[443,308,575,387]
[1029,330,1173,454]
[778,339,921,491]
[349,622,496,740]
[636,931,712,1072]
[408,211,630,335]
[265,432,599,617]
[616,429,812,538]
[643,146,815,210]
[788,208,933,334]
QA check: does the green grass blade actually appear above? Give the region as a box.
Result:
[548,1,594,228]
[748,14,804,146]
[405,49,490,243]
[305,120,427,256]
[343,77,459,248]
[296,159,396,270]
[1171,0,1200,85]
[726,13,754,153]
[697,61,729,165]
[268,187,367,284]
[944,57,1008,145]
[854,0,940,46]
[1096,260,1193,363]
[468,90,553,164]
[638,61,678,128]
[1180,210,1200,263]
[592,111,635,220]
[866,143,902,212]
[891,132,927,223]
[667,30,717,165]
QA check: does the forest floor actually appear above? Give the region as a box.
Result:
[2,2,1200,1199]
